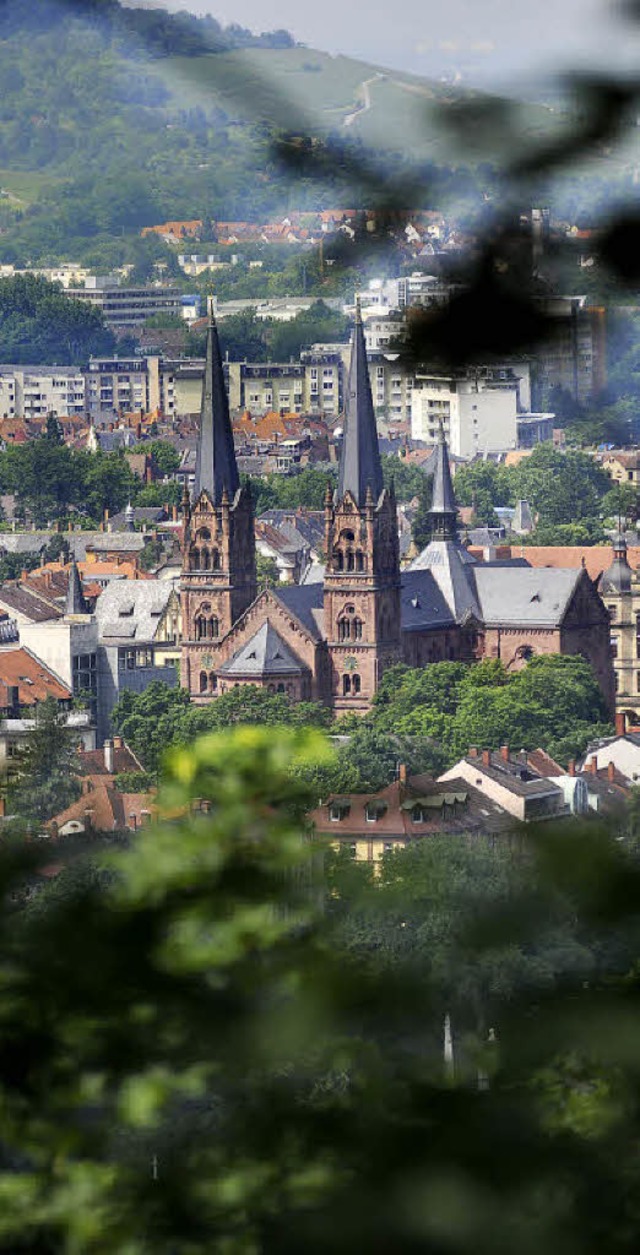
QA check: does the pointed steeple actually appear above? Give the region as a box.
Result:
[337,299,383,506]
[429,423,458,541]
[193,297,240,505]
[65,557,86,616]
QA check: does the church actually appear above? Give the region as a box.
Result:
[180,306,615,714]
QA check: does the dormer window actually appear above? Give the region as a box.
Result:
[329,801,351,822]
[365,801,387,823]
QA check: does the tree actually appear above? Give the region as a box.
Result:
[1,727,640,1249]
[7,696,81,824]
[146,440,181,479]
[0,274,116,364]
[111,681,331,775]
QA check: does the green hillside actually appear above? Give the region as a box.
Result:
[0,0,632,269]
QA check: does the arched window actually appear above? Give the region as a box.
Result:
[208,617,219,640]
[200,547,210,571]
[196,527,211,542]
[338,606,363,643]
[347,550,355,571]
[211,548,221,571]
[333,550,344,571]
[352,674,361,695]
[195,603,212,641]
[342,674,351,696]
[208,672,217,694]
[356,551,365,572]
[268,683,275,694]
[277,683,286,694]
[199,671,207,694]
[342,530,355,542]
[190,547,200,571]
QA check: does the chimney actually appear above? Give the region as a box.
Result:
[398,763,407,785]
[104,740,114,773]
[589,758,598,775]
[500,744,509,763]
[21,569,28,582]
[172,505,178,522]
[568,759,576,777]
[482,749,491,767]
[113,735,123,749]
[608,760,616,782]
[615,711,627,737]
[469,746,478,757]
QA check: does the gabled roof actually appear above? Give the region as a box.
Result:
[77,743,144,778]
[474,566,582,627]
[0,647,71,707]
[409,540,480,621]
[48,786,153,835]
[219,622,304,677]
[94,580,177,642]
[273,583,325,642]
[400,569,456,631]
[0,586,63,623]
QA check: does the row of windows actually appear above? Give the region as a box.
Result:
[198,673,295,698]
[195,615,219,640]
[189,547,221,571]
[333,550,367,572]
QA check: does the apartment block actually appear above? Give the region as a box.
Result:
[411,368,519,457]
[0,367,85,420]
[85,356,175,418]
[67,283,183,329]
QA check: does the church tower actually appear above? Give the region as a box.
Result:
[324,302,401,711]
[180,300,256,700]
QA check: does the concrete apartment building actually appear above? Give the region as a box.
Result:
[411,368,520,457]
[532,296,607,406]
[67,283,183,330]
[173,350,413,424]
[85,356,175,419]
[0,367,86,420]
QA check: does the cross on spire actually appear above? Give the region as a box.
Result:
[193,296,240,505]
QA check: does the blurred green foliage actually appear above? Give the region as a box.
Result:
[0,725,640,1251]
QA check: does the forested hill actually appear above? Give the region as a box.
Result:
[0,0,515,268]
[0,0,296,56]
[0,0,621,271]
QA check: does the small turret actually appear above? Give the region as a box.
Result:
[601,534,632,595]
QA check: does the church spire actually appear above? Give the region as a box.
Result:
[429,423,458,541]
[337,299,383,506]
[193,297,240,505]
[65,556,86,616]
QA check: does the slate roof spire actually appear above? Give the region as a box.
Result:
[429,422,458,540]
[337,298,383,507]
[193,296,240,505]
[65,557,86,616]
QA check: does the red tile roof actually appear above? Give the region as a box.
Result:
[0,648,71,706]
